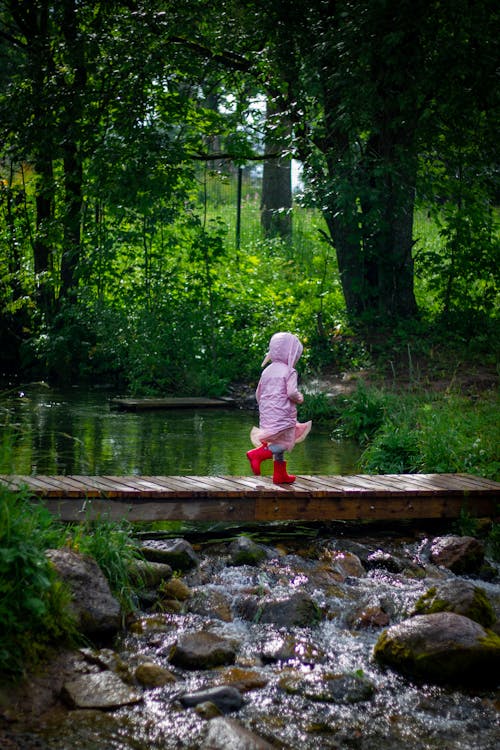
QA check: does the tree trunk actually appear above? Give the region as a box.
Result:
[33,156,55,317]
[261,99,292,240]
[323,132,418,321]
[59,0,86,300]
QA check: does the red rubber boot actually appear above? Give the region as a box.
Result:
[246,444,272,475]
[273,460,296,484]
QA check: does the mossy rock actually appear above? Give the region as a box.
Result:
[374,612,500,687]
[413,580,495,628]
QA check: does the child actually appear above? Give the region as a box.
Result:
[246,332,311,484]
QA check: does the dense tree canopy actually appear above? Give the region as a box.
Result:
[0,0,498,388]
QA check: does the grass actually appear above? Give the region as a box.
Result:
[328,383,499,481]
[0,484,146,678]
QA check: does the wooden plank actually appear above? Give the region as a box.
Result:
[111,397,235,411]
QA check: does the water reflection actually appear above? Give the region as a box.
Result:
[0,385,361,476]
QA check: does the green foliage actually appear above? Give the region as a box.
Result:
[298,392,338,423]
[63,519,146,613]
[452,508,480,538]
[0,487,77,677]
[485,521,500,562]
[356,390,499,480]
[360,425,422,474]
[334,383,390,445]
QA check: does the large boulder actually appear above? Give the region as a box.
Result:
[46,548,121,638]
[374,611,500,686]
[413,579,496,628]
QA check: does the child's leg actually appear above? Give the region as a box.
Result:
[246,443,272,475]
[269,444,296,484]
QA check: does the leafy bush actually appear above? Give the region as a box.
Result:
[356,389,499,480]
[298,392,339,423]
[0,487,77,677]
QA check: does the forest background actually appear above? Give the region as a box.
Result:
[0,0,498,403]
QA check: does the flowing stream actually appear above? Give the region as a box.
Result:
[1,385,499,749]
[22,530,500,750]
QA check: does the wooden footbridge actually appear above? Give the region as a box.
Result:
[0,473,498,523]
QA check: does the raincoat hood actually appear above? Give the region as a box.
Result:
[261,332,303,371]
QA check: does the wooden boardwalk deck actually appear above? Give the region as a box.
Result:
[111,397,235,411]
[1,473,498,523]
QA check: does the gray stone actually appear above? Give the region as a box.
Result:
[430,535,484,574]
[279,671,375,704]
[140,538,199,571]
[168,631,237,670]
[228,536,267,566]
[128,559,173,588]
[62,672,142,709]
[179,685,244,713]
[413,579,496,628]
[205,717,276,750]
[134,662,176,687]
[46,548,121,638]
[255,592,322,628]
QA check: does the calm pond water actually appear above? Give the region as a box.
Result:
[0,384,361,476]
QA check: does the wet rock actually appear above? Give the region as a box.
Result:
[260,633,325,665]
[233,594,259,622]
[413,579,496,628]
[256,592,322,627]
[134,662,177,687]
[279,670,375,704]
[228,536,268,566]
[374,612,500,686]
[351,605,391,630]
[159,577,192,601]
[80,648,131,680]
[62,671,142,709]
[323,550,365,581]
[213,667,269,692]
[168,631,237,669]
[46,549,121,638]
[140,538,199,571]
[195,701,222,718]
[204,717,276,749]
[187,587,234,622]
[366,549,404,573]
[178,685,244,713]
[429,535,484,574]
[127,559,173,588]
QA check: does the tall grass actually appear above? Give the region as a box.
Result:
[0,486,77,677]
[63,518,146,613]
[334,383,500,481]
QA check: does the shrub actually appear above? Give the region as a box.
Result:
[0,487,77,677]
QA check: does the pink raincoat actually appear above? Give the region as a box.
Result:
[250,332,312,452]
